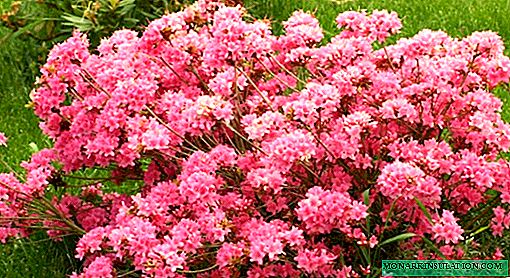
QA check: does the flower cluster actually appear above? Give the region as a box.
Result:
[2,0,510,276]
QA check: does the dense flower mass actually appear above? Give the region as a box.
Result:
[2,0,510,276]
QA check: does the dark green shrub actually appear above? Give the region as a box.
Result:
[1,0,191,50]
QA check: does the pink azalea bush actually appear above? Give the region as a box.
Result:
[2,0,510,276]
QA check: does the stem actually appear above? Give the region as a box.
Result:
[189,66,213,94]
[380,195,402,236]
[67,87,84,101]
[254,59,301,94]
[11,224,77,232]
[0,216,61,221]
[297,161,323,186]
[224,123,266,155]
[236,67,275,111]
[15,233,76,245]
[464,195,500,231]
[198,134,215,150]
[265,55,307,85]
[336,158,364,186]
[38,197,86,235]
[0,160,24,181]
[157,56,189,86]
[80,70,111,97]
[458,47,481,92]
[0,181,32,198]
[382,47,397,73]
[302,124,336,160]
[25,201,51,214]
[117,269,140,278]
[178,264,218,274]
[62,175,111,180]
[189,251,218,261]
[221,124,240,154]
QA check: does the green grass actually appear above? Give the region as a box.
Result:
[0,17,49,174]
[0,232,78,278]
[0,3,72,277]
[1,0,510,276]
[245,0,510,43]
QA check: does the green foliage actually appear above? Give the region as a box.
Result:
[1,0,191,47]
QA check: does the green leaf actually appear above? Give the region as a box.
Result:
[422,237,447,259]
[363,188,371,235]
[414,197,433,224]
[379,232,416,247]
[28,142,39,153]
[382,196,400,232]
[469,225,489,237]
[61,14,94,32]
[357,244,371,265]
[0,20,45,43]
[117,0,136,16]
[485,189,499,197]
[363,188,370,206]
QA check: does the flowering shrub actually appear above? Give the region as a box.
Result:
[2,0,510,276]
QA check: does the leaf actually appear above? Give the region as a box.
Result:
[485,189,499,197]
[382,196,400,232]
[422,237,447,259]
[379,232,416,247]
[28,142,39,153]
[117,0,136,16]
[363,188,370,206]
[414,197,433,224]
[469,225,489,237]
[61,14,94,32]
[0,21,43,43]
[362,189,372,235]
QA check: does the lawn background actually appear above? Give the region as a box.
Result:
[1,0,510,276]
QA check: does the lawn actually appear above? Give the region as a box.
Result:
[1,0,510,276]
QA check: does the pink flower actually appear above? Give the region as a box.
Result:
[0,132,7,146]
[295,248,336,275]
[216,242,246,267]
[493,247,504,260]
[73,256,113,278]
[281,11,324,48]
[432,210,464,244]
[296,186,368,234]
[242,220,291,265]
[76,227,108,259]
[377,161,441,208]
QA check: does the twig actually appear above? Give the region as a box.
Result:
[236,67,275,111]
[0,160,24,181]
[265,55,307,85]
[253,59,300,94]
[224,123,266,155]
[118,269,140,278]
[157,56,190,86]
[178,264,218,274]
